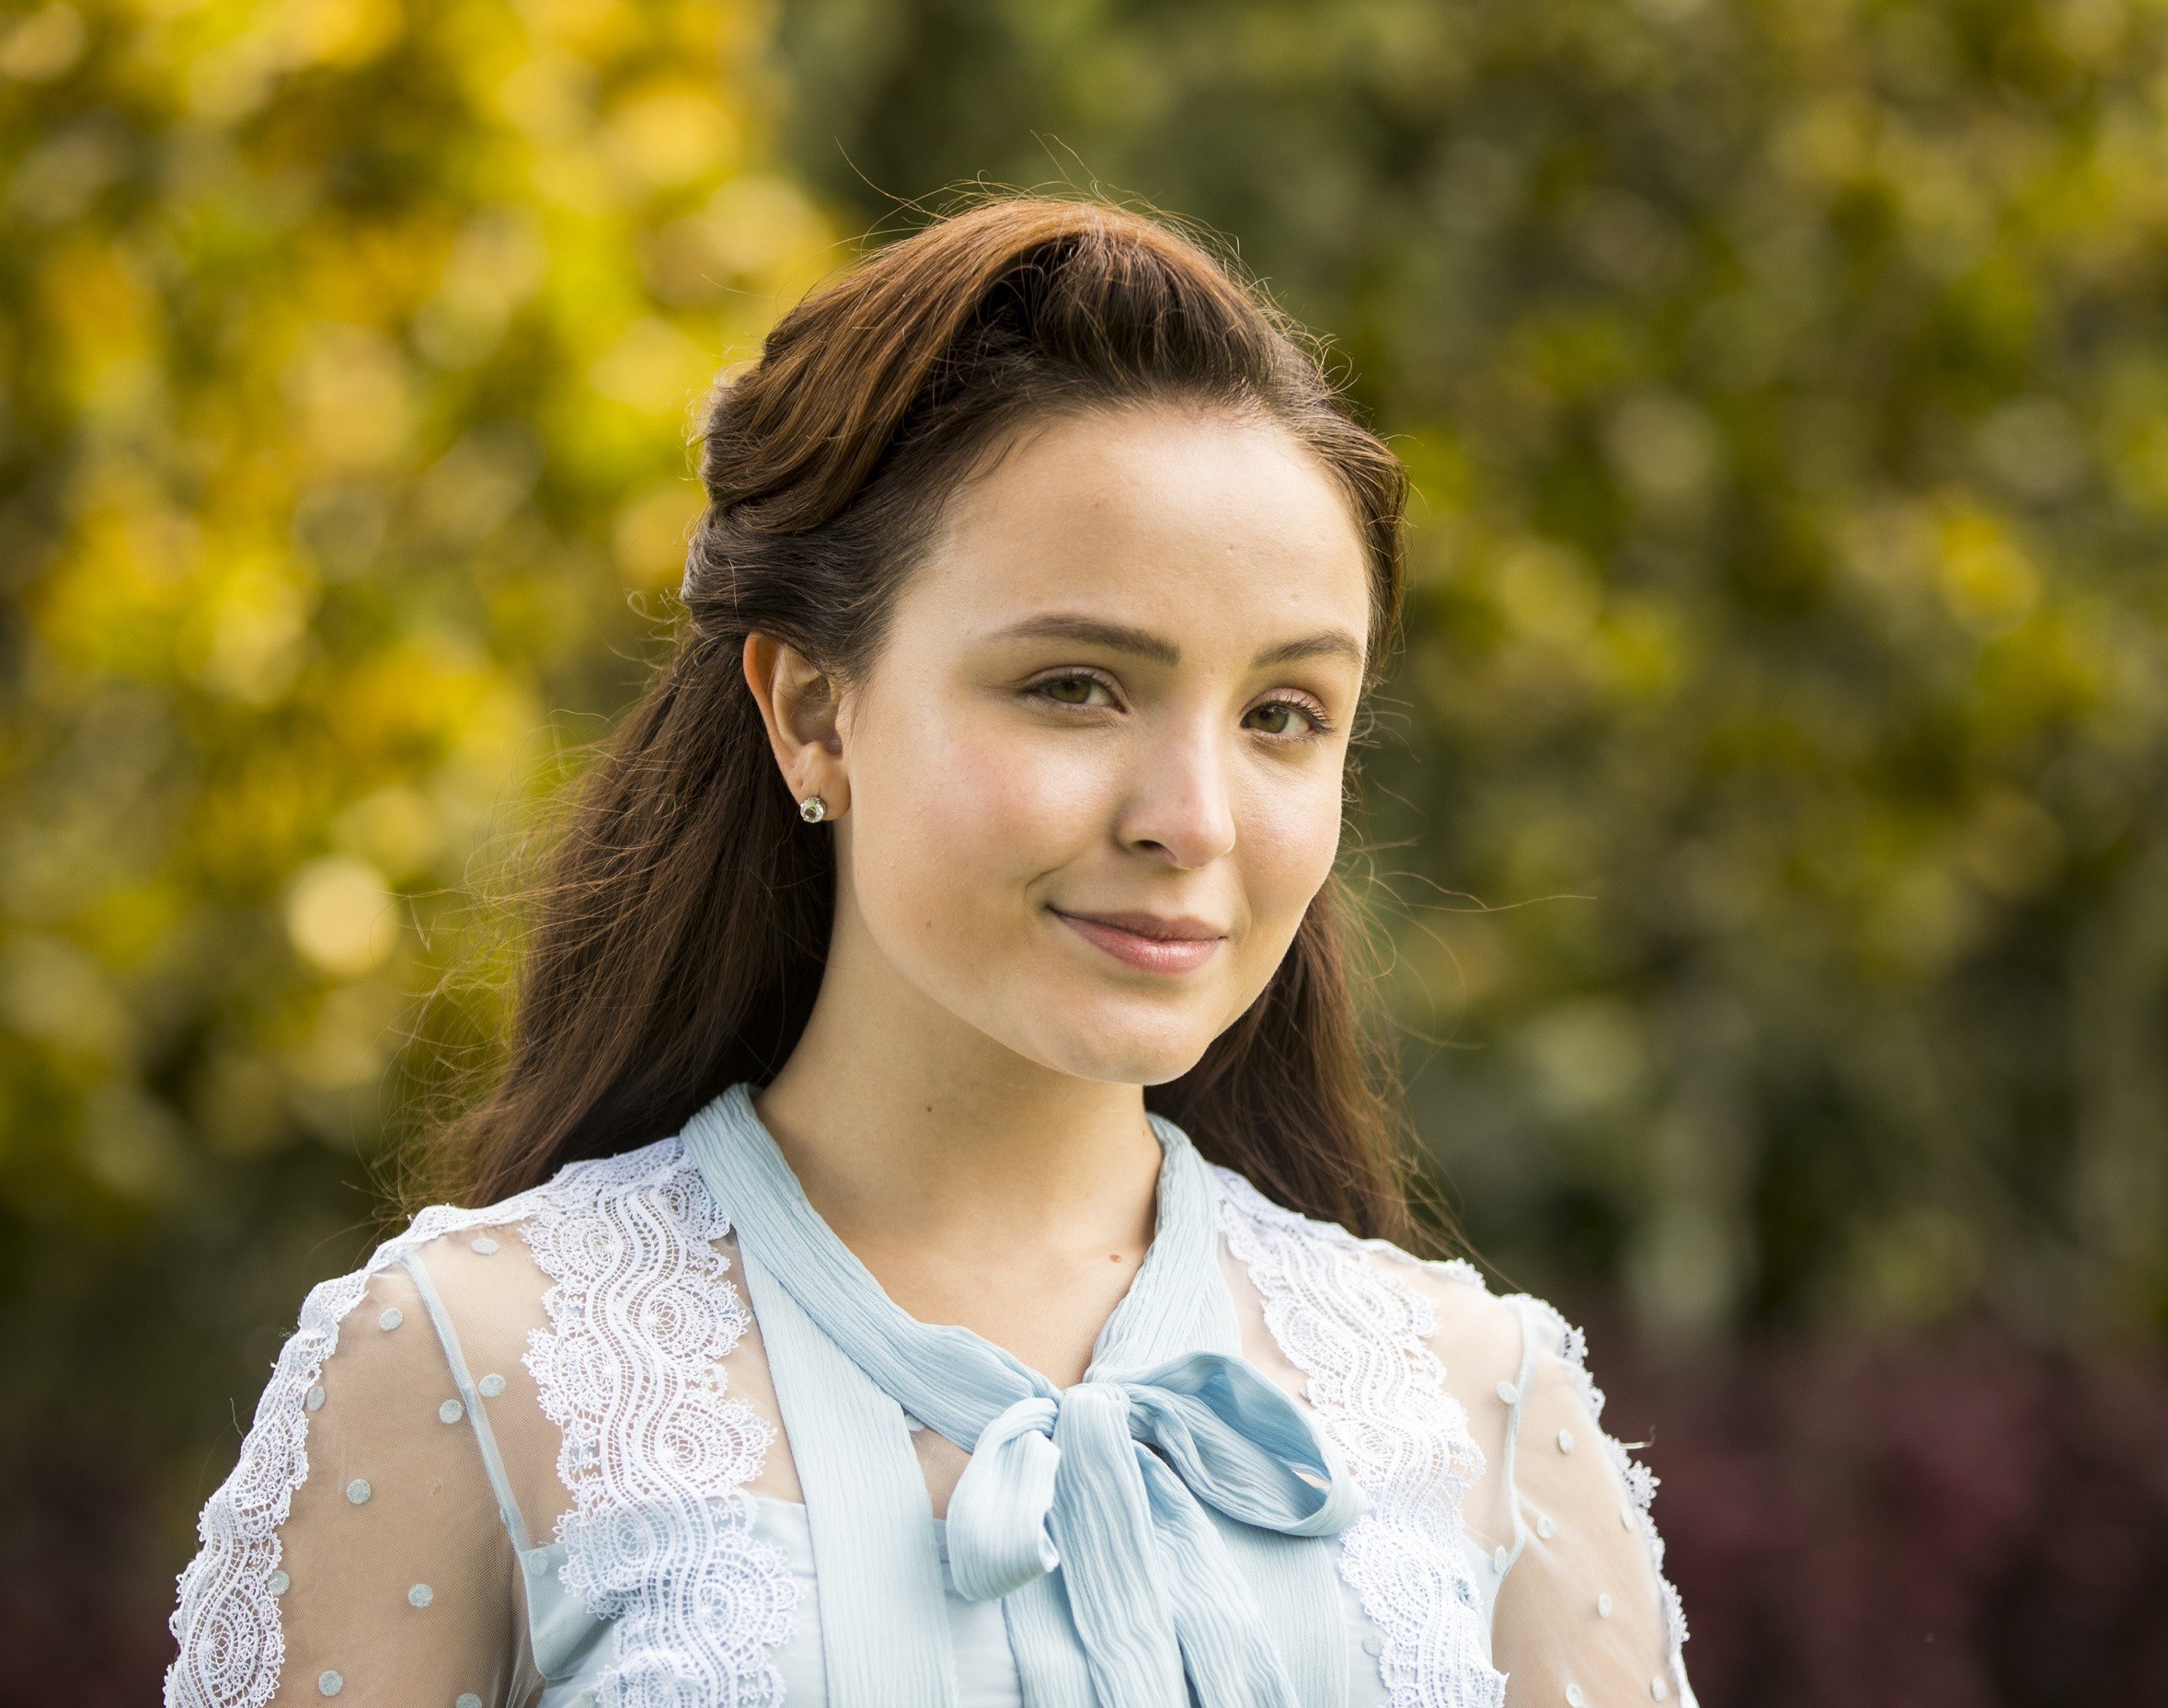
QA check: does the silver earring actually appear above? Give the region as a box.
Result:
[798,795,827,824]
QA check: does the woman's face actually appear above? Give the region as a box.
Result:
[823,403,1373,1086]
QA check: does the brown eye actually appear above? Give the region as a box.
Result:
[1245,701,1317,737]
[1030,672,1114,707]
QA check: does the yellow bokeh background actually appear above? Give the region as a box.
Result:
[4,0,832,1198]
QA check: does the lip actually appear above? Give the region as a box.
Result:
[1050,908,1228,976]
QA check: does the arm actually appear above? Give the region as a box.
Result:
[1491,1305,1691,1708]
[167,1256,522,1707]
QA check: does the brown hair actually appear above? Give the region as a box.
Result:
[450,198,1414,1240]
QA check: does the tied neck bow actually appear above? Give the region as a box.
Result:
[947,1357,1358,1703]
[685,1087,1360,1708]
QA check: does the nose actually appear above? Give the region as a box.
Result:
[1116,712,1237,869]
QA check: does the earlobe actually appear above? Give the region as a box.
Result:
[742,632,850,818]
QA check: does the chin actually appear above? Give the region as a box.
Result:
[1006,997,1221,1089]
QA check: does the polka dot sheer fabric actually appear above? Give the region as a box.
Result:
[162,1188,557,1708]
[1213,1170,1691,1708]
[166,1136,1691,1707]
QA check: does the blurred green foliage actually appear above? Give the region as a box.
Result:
[774,0,2168,1341]
[0,0,828,1566]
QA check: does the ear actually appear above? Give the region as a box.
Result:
[742,633,850,820]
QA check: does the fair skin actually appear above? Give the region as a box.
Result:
[743,402,1372,1402]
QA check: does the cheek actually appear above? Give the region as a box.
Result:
[1236,768,1346,932]
[845,696,1113,933]
[946,723,1115,865]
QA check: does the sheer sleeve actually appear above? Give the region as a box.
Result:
[166,1251,523,1708]
[166,1202,805,1708]
[1489,1303,1692,1708]
[1369,1257,1692,1708]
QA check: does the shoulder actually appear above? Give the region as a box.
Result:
[193,1137,719,1512]
[409,1130,709,1247]
[1207,1164,1653,1478]
[248,1135,705,1407]
[372,1131,733,1339]
[388,1132,712,1276]
[1208,1161,1529,1379]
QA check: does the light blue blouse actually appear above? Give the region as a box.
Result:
[166,1081,1703,1708]
[450,1086,1509,1707]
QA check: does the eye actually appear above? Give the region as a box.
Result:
[1243,697,1328,739]
[1026,671,1118,708]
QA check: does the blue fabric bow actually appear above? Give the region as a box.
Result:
[684,1086,1360,1708]
[946,1357,1358,1702]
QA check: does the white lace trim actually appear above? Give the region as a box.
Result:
[1211,1167,1506,1708]
[1503,1291,1691,1688]
[166,1136,795,1708]
[522,1137,795,1706]
[164,1188,549,1708]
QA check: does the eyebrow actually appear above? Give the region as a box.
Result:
[993,614,1181,664]
[1251,631,1365,669]
[991,613,1364,671]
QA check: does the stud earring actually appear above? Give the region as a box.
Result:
[798,795,828,824]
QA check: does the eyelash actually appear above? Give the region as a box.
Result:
[1023,669,1122,710]
[1021,671,1334,740]
[1246,695,1333,739]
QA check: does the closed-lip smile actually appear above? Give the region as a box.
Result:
[1049,908,1228,975]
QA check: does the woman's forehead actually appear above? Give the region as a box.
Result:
[905,407,1372,654]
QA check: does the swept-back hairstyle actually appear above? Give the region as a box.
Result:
[452,198,1414,1240]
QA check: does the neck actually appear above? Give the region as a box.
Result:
[754,902,1163,1257]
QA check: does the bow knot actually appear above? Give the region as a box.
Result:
[946,1394,1063,1600]
[946,1354,1359,1653]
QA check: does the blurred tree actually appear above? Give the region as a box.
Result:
[773,0,2168,1343]
[0,0,830,1661]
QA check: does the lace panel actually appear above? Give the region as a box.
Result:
[1505,1292,1691,1684]
[165,1191,548,1708]
[522,1137,796,1707]
[1212,1168,1506,1708]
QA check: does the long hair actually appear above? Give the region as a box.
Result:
[447,198,1415,1240]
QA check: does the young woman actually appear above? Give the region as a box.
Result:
[167,201,1692,1708]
